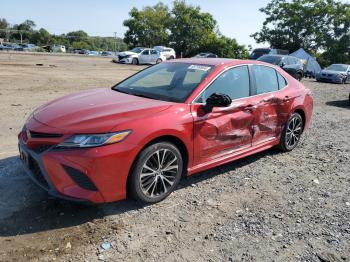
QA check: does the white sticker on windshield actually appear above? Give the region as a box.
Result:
[188,65,211,71]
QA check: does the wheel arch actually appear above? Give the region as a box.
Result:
[293,108,306,131]
[126,134,189,195]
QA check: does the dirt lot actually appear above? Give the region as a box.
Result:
[0,53,349,262]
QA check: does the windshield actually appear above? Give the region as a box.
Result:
[112,63,213,103]
[131,47,144,53]
[326,64,348,72]
[249,49,270,59]
[258,55,282,65]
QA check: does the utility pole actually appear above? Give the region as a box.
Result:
[114,32,117,56]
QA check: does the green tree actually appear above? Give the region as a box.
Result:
[252,0,350,65]
[0,18,9,39]
[123,2,171,47]
[12,19,36,41]
[30,28,52,45]
[169,0,218,57]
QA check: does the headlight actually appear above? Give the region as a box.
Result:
[57,130,131,148]
[124,55,131,58]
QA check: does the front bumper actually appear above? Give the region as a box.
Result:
[118,58,133,64]
[316,74,344,83]
[18,129,138,203]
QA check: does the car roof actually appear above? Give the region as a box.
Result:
[260,54,289,58]
[167,58,274,67]
[330,64,350,66]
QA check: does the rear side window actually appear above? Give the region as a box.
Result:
[253,65,279,94]
[197,66,250,102]
[277,72,287,89]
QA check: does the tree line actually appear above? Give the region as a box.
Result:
[0,19,127,51]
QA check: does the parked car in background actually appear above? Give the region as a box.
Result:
[194,52,218,58]
[16,43,38,51]
[119,48,167,65]
[153,46,176,60]
[51,45,66,53]
[101,51,113,56]
[117,47,146,63]
[0,43,13,51]
[73,48,90,55]
[258,55,304,81]
[18,58,313,204]
[316,64,350,84]
[88,51,99,56]
[249,48,289,60]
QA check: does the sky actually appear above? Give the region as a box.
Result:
[0,0,289,48]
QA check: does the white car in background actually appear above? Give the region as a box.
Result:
[51,45,66,53]
[154,46,176,60]
[118,48,167,65]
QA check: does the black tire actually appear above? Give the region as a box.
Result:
[156,58,162,64]
[128,142,183,204]
[168,56,175,60]
[278,113,304,152]
[132,58,138,65]
[296,72,303,81]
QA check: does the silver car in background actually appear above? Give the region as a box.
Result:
[316,64,350,84]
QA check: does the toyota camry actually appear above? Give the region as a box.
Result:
[18,58,313,204]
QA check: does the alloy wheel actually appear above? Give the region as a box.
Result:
[139,149,179,198]
[285,116,302,148]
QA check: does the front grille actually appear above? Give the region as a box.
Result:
[63,165,97,191]
[118,55,127,60]
[29,156,49,189]
[32,144,54,154]
[29,130,62,138]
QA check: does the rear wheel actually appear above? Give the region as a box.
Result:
[278,113,304,152]
[156,58,162,64]
[132,58,138,65]
[168,56,175,60]
[128,142,183,204]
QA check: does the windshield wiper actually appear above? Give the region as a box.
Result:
[131,93,156,100]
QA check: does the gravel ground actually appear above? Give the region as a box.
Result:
[0,53,349,262]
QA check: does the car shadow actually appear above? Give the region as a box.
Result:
[326,99,350,109]
[0,148,280,237]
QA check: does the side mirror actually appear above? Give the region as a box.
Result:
[204,93,232,112]
[280,62,286,68]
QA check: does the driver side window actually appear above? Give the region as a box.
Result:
[196,66,250,103]
[142,50,150,55]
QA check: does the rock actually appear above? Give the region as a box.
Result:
[317,252,343,262]
[65,242,71,249]
[345,202,350,206]
[97,254,105,261]
[274,213,284,219]
[100,241,111,250]
[313,179,320,184]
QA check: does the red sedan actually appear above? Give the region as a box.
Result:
[18,58,313,204]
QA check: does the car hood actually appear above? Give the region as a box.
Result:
[33,88,172,133]
[321,70,347,75]
[118,51,138,56]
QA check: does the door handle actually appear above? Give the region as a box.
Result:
[283,96,290,102]
[243,104,257,112]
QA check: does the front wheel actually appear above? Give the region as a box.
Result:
[156,58,162,64]
[278,113,304,152]
[128,142,183,204]
[132,58,138,65]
